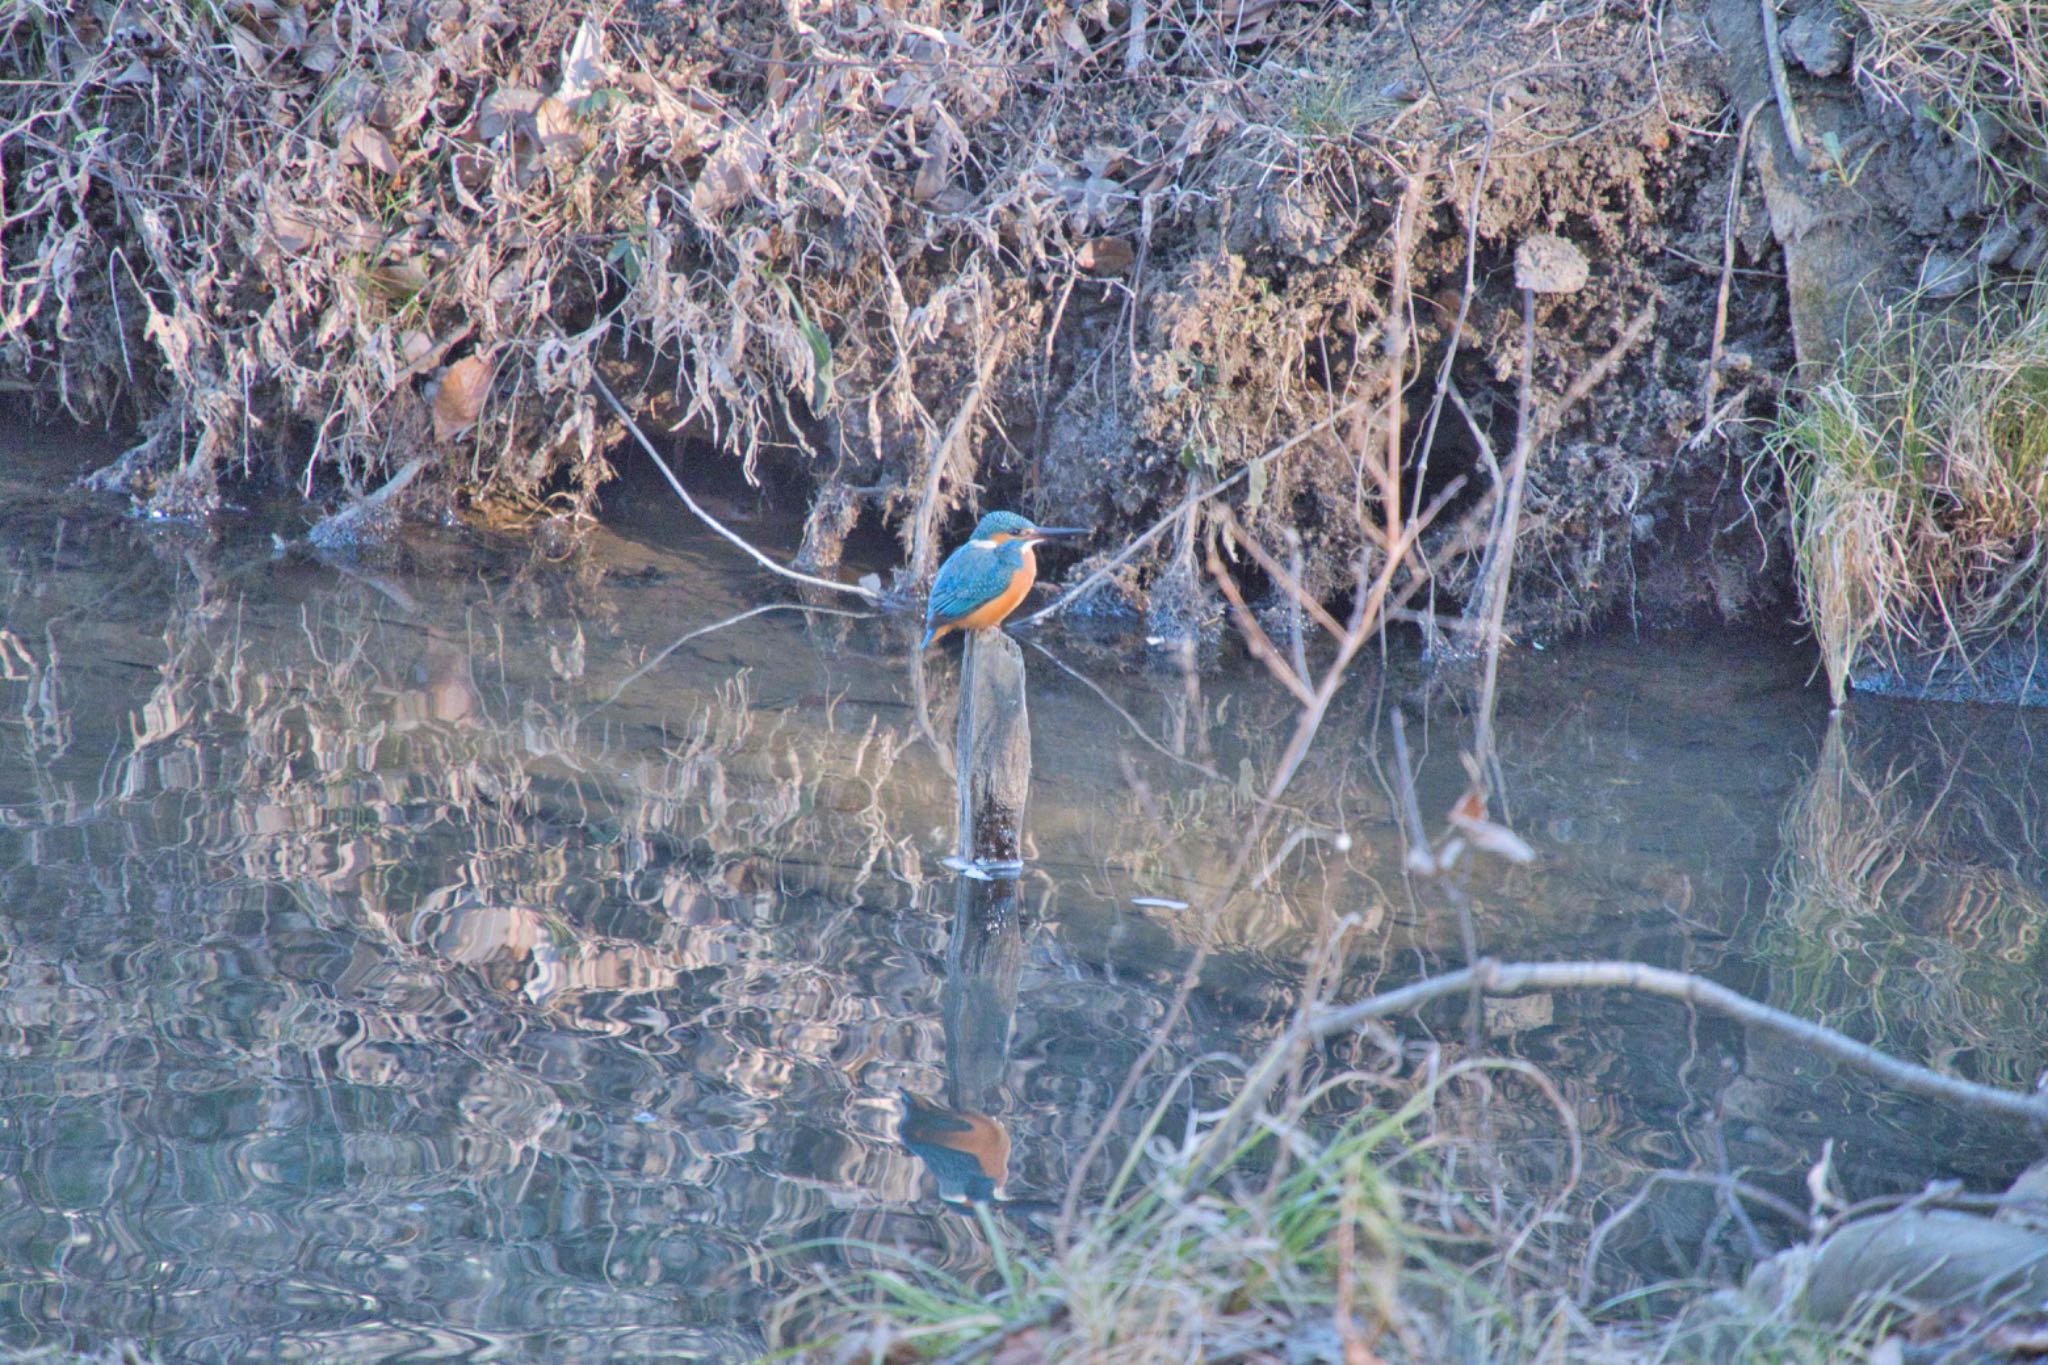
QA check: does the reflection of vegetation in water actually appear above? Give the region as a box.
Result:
[1762,714,2048,1089]
[0,554,978,1347]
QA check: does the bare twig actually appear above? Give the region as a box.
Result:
[1124,0,1149,75]
[590,371,879,604]
[1469,288,1536,778]
[1375,161,1433,550]
[1015,402,1363,628]
[1336,960,2048,1120]
[908,342,1001,587]
[1206,532,1316,706]
[1195,956,2048,1192]
[1578,1168,1807,1305]
[1695,100,1768,445]
[1214,510,1346,640]
[1759,0,1811,170]
[1022,638,1225,783]
[1388,708,1434,872]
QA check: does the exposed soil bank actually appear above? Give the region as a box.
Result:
[2,0,2042,641]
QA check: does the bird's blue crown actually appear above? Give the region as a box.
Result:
[971,510,1036,540]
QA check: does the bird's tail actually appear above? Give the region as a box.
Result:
[919,623,940,649]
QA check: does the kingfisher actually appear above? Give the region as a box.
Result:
[898,1089,1010,1204]
[921,511,1087,649]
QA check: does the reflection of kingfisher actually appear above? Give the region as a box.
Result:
[921,511,1087,649]
[898,1089,1009,1204]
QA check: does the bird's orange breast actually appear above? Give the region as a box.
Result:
[947,550,1036,633]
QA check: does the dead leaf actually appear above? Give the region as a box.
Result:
[1077,236,1135,276]
[226,22,270,74]
[489,261,525,305]
[433,354,492,442]
[1447,804,1536,865]
[692,123,768,220]
[451,151,492,195]
[533,96,585,158]
[343,124,399,175]
[911,117,957,203]
[267,202,320,255]
[554,18,608,105]
[300,39,339,73]
[477,88,544,142]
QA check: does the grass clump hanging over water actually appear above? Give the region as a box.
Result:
[1774,288,2048,705]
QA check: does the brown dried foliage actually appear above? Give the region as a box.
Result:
[2,0,1732,631]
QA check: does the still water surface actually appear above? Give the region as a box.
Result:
[1,432,2044,1359]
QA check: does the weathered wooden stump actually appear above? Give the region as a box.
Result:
[954,630,1031,864]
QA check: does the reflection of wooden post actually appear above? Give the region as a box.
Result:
[955,631,1031,863]
[945,876,1021,1112]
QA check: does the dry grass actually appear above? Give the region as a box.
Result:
[1774,288,2048,705]
[2,0,1406,535]
[1850,0,2048,201]
[768,1062,1887,1364]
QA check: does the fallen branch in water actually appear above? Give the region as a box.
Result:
[590,370,880,604]
[1196,956,2048,1185]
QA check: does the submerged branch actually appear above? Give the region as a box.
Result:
[1313,959,2048,1122]
[1197,956,2048,1187]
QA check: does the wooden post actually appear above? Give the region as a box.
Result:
[942,631,1030,1112]
[955,630,1031,864]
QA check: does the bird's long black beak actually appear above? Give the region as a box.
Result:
[1028,526,1089,542]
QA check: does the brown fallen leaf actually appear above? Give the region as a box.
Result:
[433,354,492,442]
[267,201,320,255]
[533,95,586,159]
[1077,235,1136,276]
[911,116,957,203]
[343,123,399,176]
[477,87,544,141]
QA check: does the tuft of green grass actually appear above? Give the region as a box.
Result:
[1773,288,2048,705]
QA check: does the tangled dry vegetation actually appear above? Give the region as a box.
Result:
[2,0,1775,630]
[1775,289,2048,704]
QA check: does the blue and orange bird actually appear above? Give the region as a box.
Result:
[921,511,1087,649]
[899,1089,1010,1204]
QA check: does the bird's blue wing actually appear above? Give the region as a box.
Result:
[925,554,987,627]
